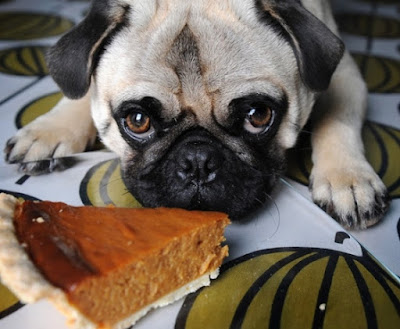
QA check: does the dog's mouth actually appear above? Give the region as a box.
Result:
[122,129,282,219]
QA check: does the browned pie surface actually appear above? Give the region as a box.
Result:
[13,201,229,326]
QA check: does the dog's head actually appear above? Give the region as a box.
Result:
[48,0,344,219]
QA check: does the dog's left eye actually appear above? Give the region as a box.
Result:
[124,111,155,139]
[243,104,274,134]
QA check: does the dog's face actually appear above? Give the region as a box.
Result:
[48,0,344,219]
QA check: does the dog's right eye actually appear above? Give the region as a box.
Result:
[226,93,287,139]
[126,112,151,134]
[244,105,274,134]
[122,110,155,141]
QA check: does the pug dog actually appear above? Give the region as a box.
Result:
[4,0,389,229]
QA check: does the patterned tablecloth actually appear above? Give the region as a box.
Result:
[0,0,399,328]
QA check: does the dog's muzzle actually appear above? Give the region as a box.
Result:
[123,128,275,219]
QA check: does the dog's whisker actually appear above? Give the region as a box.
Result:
[254,197,264,206]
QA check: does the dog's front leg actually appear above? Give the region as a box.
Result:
[310,51,389,229]
[4,90,97,175]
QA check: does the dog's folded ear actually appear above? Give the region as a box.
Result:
[47,0,128,99]
[256,0,344,91]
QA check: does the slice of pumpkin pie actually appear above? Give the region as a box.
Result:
[0,193,229,329]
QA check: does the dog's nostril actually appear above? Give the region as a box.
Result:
[179,158,193,171]
[176,144,223,183]
[206,157,221,173]
[176,158,193,180]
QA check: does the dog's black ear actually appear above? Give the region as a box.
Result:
[256,0,344,91]
[47,1,128,99]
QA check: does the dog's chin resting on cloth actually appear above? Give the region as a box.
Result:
[4,0,390,229]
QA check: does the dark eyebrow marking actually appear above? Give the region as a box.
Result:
[166,25,202,83]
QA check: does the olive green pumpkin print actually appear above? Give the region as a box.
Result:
[176,248,400,329]
[352,54,400,94]
[15,92,63,128]
[336,14,400,38]
[0,284,22,320]
[0,46,49,76]
[0,12,74,40]
[80,159,142,208]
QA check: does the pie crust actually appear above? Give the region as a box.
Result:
[0,193,229,329]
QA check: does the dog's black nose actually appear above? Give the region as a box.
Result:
[176,142,223,184]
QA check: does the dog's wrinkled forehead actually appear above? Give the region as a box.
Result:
[48,0,344,104]
[97,0,296,123]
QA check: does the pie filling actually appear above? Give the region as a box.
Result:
[13,201,229,326]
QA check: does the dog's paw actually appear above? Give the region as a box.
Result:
[310,163,390,229]
[4,120,93,175]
